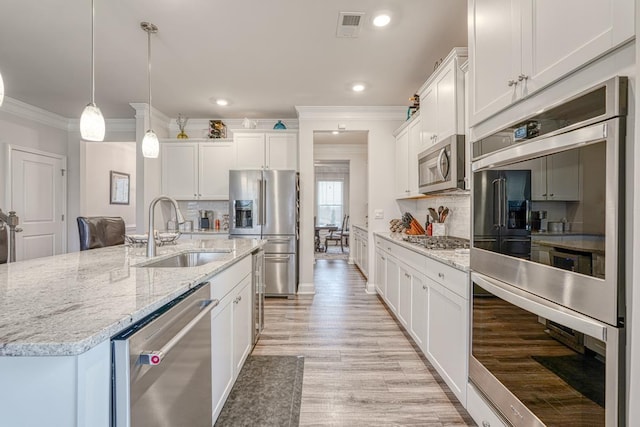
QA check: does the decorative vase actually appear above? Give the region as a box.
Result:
[273,120,286,130]
[177,131,188,139]
[176,114,189,139]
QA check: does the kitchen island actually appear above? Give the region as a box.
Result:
[0,238,264,426]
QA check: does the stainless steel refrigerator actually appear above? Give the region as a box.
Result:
[229,169,299,296]
[473,169,531,259]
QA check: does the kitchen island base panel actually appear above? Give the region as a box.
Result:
[0,339,110,427]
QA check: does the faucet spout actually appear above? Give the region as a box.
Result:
[147,196,185,257]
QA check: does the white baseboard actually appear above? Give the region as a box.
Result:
[297,282,316,295]
[365,282,377,294]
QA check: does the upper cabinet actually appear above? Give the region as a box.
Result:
[161,140,236,200]
[394,113,422,198]
[531,150,581,201]
[469,0,635,126]
[418,48,467,146]
[234,131,298,170]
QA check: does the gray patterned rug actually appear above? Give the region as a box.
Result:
[315,245,349,260]
[215,355,304,426]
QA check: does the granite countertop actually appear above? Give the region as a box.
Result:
[0,238,264,357]
[181,229,229,235]
[374,232,470,272]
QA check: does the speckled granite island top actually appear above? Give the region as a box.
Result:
[0,238,264,357]
[374,232,470,272]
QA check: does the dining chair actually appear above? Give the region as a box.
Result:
[325,214,349,252]
[77,216,126,251]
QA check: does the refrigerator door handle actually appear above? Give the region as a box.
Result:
[492,178,501,229]
[501,177,507,228]
[263,179,267,226]
[525,199,531,231]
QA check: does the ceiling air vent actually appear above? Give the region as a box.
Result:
[336,12,365,38]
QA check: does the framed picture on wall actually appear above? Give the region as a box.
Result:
[110,171,130,205]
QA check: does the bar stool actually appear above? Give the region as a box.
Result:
[77,216,125,251]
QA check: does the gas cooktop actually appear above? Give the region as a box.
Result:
[402,235,470,250]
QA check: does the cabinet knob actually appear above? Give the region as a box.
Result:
[518,74,529,81]
[438,272,445,279]
[422,285,427,290]
[549,193,554,197]
[542,193,547,197]
[381,256,386,261]
[404,273,410,278]
[482,422,491,427]
[508,79,518,87]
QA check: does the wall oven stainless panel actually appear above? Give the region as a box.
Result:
[418,134,465,194]
[471,117,624,326]
[470,272,623,427]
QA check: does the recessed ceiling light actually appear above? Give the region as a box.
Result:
[332,131,339,135]
[373,14,391,27]
[352,84,365,92]
[216,99,228,106]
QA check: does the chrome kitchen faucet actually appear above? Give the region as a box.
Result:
[147,196,185,257]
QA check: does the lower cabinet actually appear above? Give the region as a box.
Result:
[210,257,253,422]
[352,227,369,278]
[373,234,469,406]
[427,278,468,402]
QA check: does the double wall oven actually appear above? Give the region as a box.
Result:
[470,77,627,426]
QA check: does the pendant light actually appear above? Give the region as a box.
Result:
[141,22,159,158]
[80,0,105,141]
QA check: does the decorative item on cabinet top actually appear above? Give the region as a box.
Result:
[273,120,287,130]
[209,120,226,138]
[176,114,188,139]
[407,94,420,120]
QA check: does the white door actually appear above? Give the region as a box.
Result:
[161,143,198,199]
[10,148,65,261]
[394,129,409,197]
[235,133,265,169]
[199,141,236,199]
[266,133,297,170]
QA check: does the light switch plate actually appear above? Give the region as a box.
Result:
[374,209,384,219]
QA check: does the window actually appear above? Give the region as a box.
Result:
[317,180,344,226]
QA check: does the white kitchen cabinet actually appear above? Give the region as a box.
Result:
[352,226,369,279]
[385,256,399,313]
[427,277,468,404]
[469,0,634,126]
[418,48,467,145]
[211,292,234,420]
[361,238,368,277]
[375,248,386,297]
[410,268,429,354]
[161,140,235,200]
[397,264,412,328]
[394,127,409,197]
[394,113,422,199]
[233,275,253,374]
[531,150,580,201]
[235,131,298,170]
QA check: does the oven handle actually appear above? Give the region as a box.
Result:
[139,298,219,366]
[471,272,607,340]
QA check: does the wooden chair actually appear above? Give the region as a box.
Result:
[325,214,349,252]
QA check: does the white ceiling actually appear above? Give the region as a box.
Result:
[0,0,467,120]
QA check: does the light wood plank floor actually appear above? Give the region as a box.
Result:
[252,259,475,426]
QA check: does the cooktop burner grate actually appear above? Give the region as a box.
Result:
[402,235,470,250]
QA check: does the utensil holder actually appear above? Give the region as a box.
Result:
[432,223,447,237]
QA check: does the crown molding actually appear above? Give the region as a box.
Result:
[67,118,136,134]
[128,103,171,126]
[295,106,407,121]
[0,96,69,130]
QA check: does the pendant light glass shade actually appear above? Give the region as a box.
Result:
[80,0,105,141]
[0,71,4,107]
[142,129,159,158]
[80,103,105,141]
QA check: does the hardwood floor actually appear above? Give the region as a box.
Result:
[252,260,474,426]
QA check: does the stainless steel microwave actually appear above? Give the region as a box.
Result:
[417,135,465,194]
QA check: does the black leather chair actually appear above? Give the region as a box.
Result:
[77,216,126,251]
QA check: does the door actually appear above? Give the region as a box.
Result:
[235,133,265,169]
[394,129,409,197]
[375,249,386,296]
[262,170,297,236]
[420,86,437,144]
[407,117,422,195]
[10,148,65,261]
[410,271,428,353]
[397,264,411,327]
[385,256,399,312]
[501,170,531,258]
[233,277,252,374]
[472,170,501,253]
[266,133,297,170]
[435,60,456,142]
[211,294,233,420]
[264,253,296,295]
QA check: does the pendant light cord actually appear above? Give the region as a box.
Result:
[147,27,152,127]
[90,0,96,105]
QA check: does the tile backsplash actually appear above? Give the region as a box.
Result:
[397,194,471,239]
[177,200,229,228]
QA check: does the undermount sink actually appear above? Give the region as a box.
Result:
[138,250,233,268]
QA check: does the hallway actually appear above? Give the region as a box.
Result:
[252,260,474,426]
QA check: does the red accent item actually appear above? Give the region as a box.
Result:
[215,219,220,230]
[427,223,433,236]
[151,355,160,365]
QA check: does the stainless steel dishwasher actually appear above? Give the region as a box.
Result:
[112,282,217,427]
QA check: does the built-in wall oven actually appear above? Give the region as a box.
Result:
[470,76,627,426]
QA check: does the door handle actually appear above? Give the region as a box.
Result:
[139,298,219,366]
[265,255,291,262]
[436,148,447,181]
